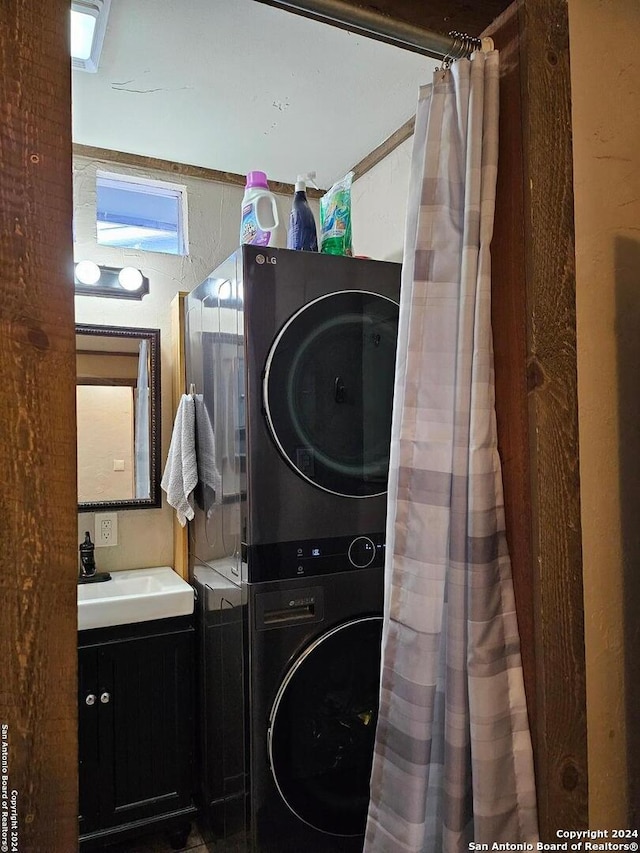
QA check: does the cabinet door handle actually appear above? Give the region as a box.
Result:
[85,694,97,706]
[100,692,111,704]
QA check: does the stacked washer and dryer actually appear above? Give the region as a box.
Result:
[186,246,400,852]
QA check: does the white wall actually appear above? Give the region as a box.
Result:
[351,136,412,262]
[73,154,298,572]
[72,146,402,574]
[569,0,640,826]
[77,385,134,502]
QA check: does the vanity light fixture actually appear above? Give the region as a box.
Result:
[74,262,150,300]
[71,0,111,73]
[75,260,101,286]
[118,267,144,291]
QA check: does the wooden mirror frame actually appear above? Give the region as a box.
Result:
[76,324,161,513]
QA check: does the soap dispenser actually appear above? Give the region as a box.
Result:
[78,531,111,584]
[79,531,96,578]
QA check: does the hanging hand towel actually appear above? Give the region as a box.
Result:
[193,394,223,515]
[161,394,197,526]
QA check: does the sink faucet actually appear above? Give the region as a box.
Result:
[79,531,97,579]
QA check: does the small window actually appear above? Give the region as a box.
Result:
[96,172,188,256]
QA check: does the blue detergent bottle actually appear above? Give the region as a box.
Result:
[287,172,318,252]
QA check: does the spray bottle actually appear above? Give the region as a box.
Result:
[287,172,318,252]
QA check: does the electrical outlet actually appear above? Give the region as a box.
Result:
[95,512,118,547]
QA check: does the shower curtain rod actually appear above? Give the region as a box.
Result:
[255,0,491,61]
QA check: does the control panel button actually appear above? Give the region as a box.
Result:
[348,536,376,568]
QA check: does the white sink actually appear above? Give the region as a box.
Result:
[78,566,194,630]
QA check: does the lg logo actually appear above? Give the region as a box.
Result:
[255,254,277,265]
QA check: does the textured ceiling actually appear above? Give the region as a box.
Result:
[72,0,443,188]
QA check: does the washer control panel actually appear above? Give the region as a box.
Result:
[247,532,385,582]
[348,536,376,568]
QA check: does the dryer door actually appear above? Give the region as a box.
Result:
[263,291,399,497]
[268,615,382,837]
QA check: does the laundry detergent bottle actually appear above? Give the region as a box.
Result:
[287,172,318,252]
[240,171,279,247]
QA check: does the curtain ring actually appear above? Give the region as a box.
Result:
[440,31,467,71]
[449,30,483,61]
[437,33,456,73]
[437,30,481,73]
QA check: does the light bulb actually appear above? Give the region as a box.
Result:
[75,260,101,285]
[118,267,143,291]
[70,8,97,62]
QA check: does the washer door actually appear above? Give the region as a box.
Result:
[268,616,382,837]
[263,291,399,497]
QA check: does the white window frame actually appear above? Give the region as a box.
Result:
[96,170,189,257]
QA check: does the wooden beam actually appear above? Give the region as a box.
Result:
[72,143,325,198]
[351,116,415,182]
[486,0,588,835]
[520,0,588,833]
[0,1,78,850]
[485,2,536,736]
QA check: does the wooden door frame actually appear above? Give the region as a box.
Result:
[0,0,586,849]
[0,2,78,851]
[485,0,588,832]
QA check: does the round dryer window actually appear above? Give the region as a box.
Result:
[268,616,382,837]
[263,291,399,497]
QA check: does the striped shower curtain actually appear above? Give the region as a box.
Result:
[364,52,539,852]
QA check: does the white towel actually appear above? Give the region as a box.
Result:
[161,394,197,527]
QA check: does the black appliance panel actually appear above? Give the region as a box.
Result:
[268,615,382,837]
[191,565,247,837]
[242,247,401,553]
[247,568,384,852]
[186,248,401,581]
[245,531,385,582]
[263,291,399,497]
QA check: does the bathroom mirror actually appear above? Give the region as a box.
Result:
[76,324,161,512]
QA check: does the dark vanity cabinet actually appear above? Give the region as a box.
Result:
[78,616,197,849]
